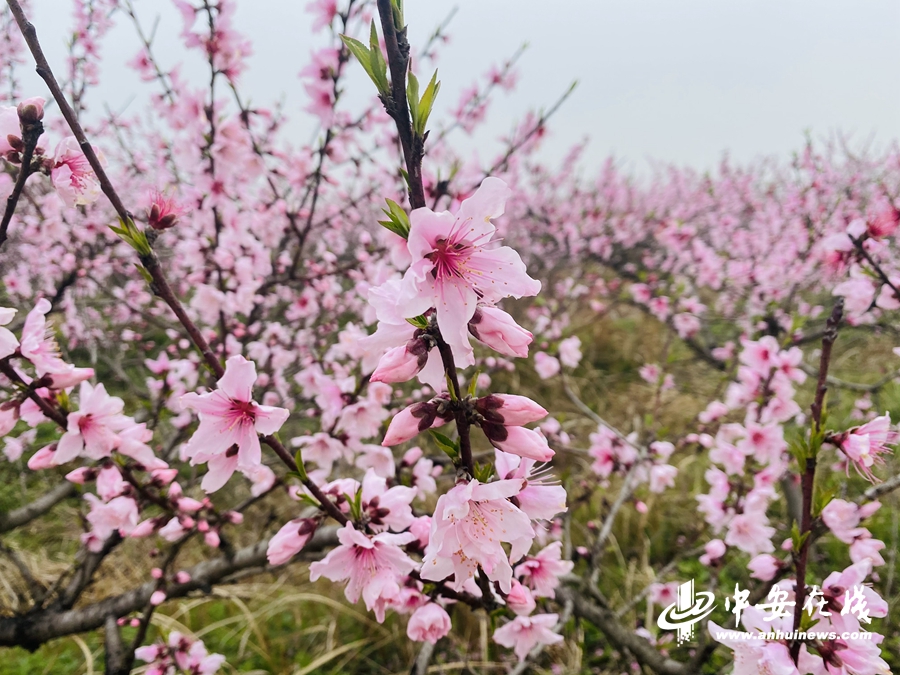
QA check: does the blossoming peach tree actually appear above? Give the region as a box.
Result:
[0,0,898,673]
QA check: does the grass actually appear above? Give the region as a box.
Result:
[2,303,900,673]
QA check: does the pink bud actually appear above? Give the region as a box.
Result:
[147,191,182,230]
[65,466,95,484]
[151,567,163,579]
[406,603,452,644]
[635,501,648,514]
[748,553,781,581]
[484,425,554,462]
[197,519,209,532]
[225,511,244,524]
[151,468,178,484]
[266,518,318,565]
[383,402,445,446]
[16,97,44,124]
[27,444,57,470]
[476,394,548,426]
[46,367,95,389]
[506,580,537,616]
[150,590,167,606]
[174,571,192,584]
[168,482,183,499]
[130,519,157,538]
[176,497,204,513]
[204,530,220,548]
[859,501,882,519]
[468,305,533,358]
[699,538,726,565]
[97,465,126,500]
[410,515,431,549]
[402,446,423,465]
[370,341,428,383]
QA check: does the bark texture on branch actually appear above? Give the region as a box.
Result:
[0,527,338,650]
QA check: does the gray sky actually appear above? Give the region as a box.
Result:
[20,0,900,174]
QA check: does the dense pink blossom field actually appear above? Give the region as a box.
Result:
[0,1,899,674]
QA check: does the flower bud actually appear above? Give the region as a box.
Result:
[147,192,181,230]
[370,338,429,383]
[475,394,547,426]
[406,603,452,644]
[266,517,318,565]
[130,519,158,538]
[481,424,554,462]
[402,446,423,465]
[177,497,204,513]
[468,305,533,358]
[382,402,446,446]
[16,97,45,124]
[27,444,57,470]
[506,580,537,616]
[65,466,96,484]
[46,367,95,389]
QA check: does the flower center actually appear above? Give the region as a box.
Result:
[226,399,256,429]
[427,238,472,281]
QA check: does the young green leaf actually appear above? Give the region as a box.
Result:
[378,197,411,238]
[406,315,429,329]
[431,430,459,461]
[293,450,309,481]
[414,71,441,137]
[340,27,390,97]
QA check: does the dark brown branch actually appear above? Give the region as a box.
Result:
[791,298,842,661]
[375,0,425,210]
[3,1,351,527]
[0,116,42,248]
[5,0,130,224]
[0,359,68,427]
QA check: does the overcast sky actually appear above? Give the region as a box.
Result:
[19,0,900,175]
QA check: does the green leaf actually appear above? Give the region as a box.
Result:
[346,487,364,521]
[135,263,153,284]
[390,0,404,29]
[467,369,481,397]
[109,216,152,256]
[367,21,390,95]
[340,29,389,97]
[407,71,420,132]
[414,70,440,137]
[813,485,836,518]
[445,372,458,400]
[430,430,459,460]
[791,522,810,552]
[293,450,309,481]
[406,70,440,138]
[378,197,410,238]
[406,315,429,329]
[473,462,493,483]
[296,493,321,509]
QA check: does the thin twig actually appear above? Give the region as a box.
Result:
[0,115,42,247]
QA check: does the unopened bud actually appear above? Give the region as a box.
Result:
[16,97,45,124]
[147,192,181,230]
